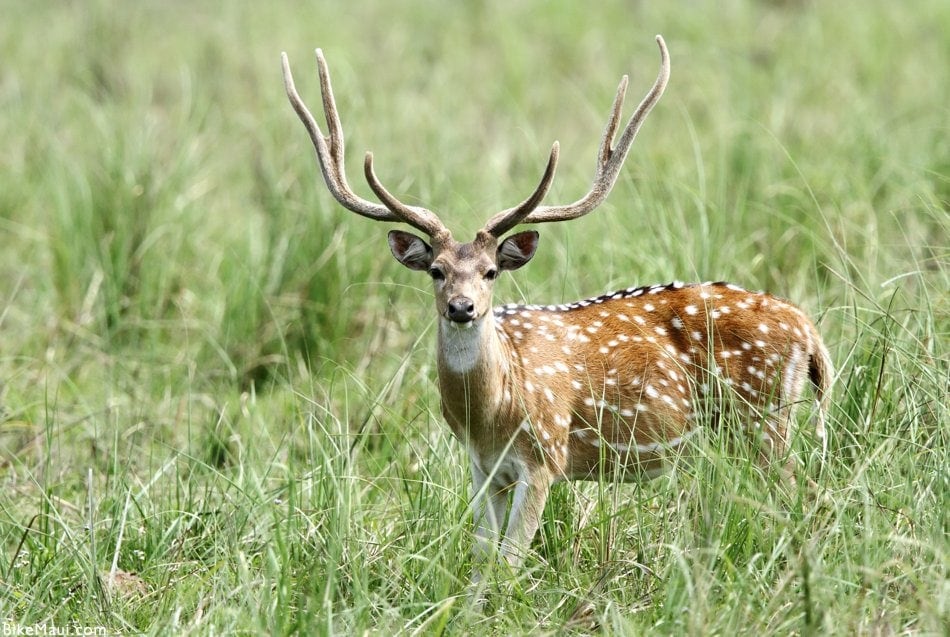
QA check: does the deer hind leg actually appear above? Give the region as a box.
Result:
[757,350,811,481]
[757,407,796,480]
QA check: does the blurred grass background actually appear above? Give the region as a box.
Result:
[0,0,946,634]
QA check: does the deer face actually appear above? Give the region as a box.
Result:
[388,229,539,325]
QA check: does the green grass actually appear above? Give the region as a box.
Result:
[1,0,947,634]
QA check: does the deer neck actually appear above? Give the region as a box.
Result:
[436,315,510,433]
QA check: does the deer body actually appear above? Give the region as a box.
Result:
[484,281,831,479]
[281,36,833,575]
[434,277,832,565]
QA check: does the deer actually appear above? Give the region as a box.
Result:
[280,35,834,579]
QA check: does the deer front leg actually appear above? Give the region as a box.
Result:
[469,459,509,582]
[498,467,551,568]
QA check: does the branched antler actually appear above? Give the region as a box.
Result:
[284,35,670,240]
[281,49,448,238]
[481,35,670,234]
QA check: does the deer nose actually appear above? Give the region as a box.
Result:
[447,297,476,323]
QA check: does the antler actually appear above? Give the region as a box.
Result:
[481,142,561,237]
[482,35,670,234]
[281,49,448,238]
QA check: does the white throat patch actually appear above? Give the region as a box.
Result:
[440,317,484,374]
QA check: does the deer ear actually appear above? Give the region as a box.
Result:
[497,231,539,271]
[388,230,433,271]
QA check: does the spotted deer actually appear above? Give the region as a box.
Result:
[281,36,833,576]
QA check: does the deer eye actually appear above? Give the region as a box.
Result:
[483,268,498,281]
[428,267,445,281]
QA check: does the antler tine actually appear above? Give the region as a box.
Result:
[282,50,448,237]
[519,34,670,225]
[480,142,560,238]
[364,152,451,238]
[599,74,629,167]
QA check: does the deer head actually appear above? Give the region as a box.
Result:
[280,36,670,329]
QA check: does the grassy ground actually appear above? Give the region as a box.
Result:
[1,1,947,634]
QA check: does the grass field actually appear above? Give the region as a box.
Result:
[1,1,947,634]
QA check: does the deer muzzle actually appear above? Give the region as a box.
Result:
[446,296,476,323]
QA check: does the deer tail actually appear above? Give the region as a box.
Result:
[808,335,834,460]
